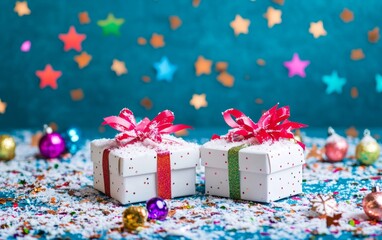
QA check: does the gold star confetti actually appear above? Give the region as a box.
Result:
[74,52,92,69]
[0,99,7,114]
[230,15,250,36]
[215,62,228,73]
[140,97,153,110]
[141,76,151,83]
[368,27,380,43]
[31,131,43,147]
[351,49,365,61]
[272,0,284,5]
[350,87,358,99]
[256,59,266,66]
[255,98,263,104]
[78,12,90,24]
[111,59,127,76]
[217,72,234,87]
[306,144,325,160]
[340,8,354,23]
[195,56,213,76]
[175,129,189,137]
[190,94,207,110]
[150,33,165,48]
[14,1,31,16]
[70,89,84,101]
[309,21,327,38]
[137,37,147,45]
[169,16,182,30]
[345,126,358,138]
[263,7,282,28]
[192,0,201,7]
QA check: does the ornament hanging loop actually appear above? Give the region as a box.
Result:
[328,127,335,136]
[364,129,371,137]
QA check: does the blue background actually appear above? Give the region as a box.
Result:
[1,0,382,130]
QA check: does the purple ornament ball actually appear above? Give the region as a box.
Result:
[38,132,66,158]
[146,197,169,220]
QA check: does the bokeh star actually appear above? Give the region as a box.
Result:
[58,26,86,52]
[195,56,212,76]
[376,74,382,93]
[230,15,250,36]
[309,21,327,38]
[36,64,62,89]
[154,57,177,82]
[97,14,125,36]
[283,53,310,78]
[0,99,7,114]
[190,94,208,110]
[111,59,127,76]
[322,71,346,94]
[263,7,282,28]
[14,1,31,16]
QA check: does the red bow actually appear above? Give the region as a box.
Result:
[103,108,191,146]
[213,104,307,149]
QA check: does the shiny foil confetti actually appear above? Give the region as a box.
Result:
[340,8,354,23]
[111,59,128,76]
[368,27,380,43]
[351,49,365,61]
[169,16,182,30]
[150,33,165,48]
[195,56,212,76]
[190,93,207,110]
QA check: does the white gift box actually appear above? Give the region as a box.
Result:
[91,135,200,204]
[200,139,305,203]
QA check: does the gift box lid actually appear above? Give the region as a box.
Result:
[201,139,304,174]
[91,135,200,177]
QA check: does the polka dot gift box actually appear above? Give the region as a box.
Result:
[201,104,307,203]
[91,108,199,204]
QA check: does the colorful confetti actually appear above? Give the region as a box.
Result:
[230,15,250,36]
[150,33,165,48]
[153,57,177,81]
[74,52,92,69]
[195,56,213,76]
[97,14,125,36]
[0,99,7,114]
[351,49,365,61]
[283,53,310,78]
[78,11,91,24]
[376,74,382,93]
[140,97,153,110]
[263,7,282,28]
[58,26,86,52]
[169,16,182,30]
[368,27,380,43]
[340,8,354,23]
[14,1,31,16]
[70,89,84,101]
[309,21,327,38]
[20,40,31,52]
[217,72,234,87]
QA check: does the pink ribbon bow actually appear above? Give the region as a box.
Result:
[103,108,191,146]
[213,104,307,149]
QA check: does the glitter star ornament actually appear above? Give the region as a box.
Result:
[153,57,177,81]
[14,1,31,16]
[36,64,62,89]
[111,59,127,76]
[309,21,327,38]
[310,194,338,217]
[97,14,125,36]
[58,26,86,52]
[74,52,92,69]
[263,7,282,28]
[0,100,7,114]
[150,33,165,48]
[283,53,310,78]
[230,15,250,36]
[376,74,382,93]
[322,71,346,94]
[190,94,207,110]
[195,56,212,76]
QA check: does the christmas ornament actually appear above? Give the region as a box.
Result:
[310,194,338,217]
[0,135,16,161]
[38,125,66,158]
[122,206,148,231]
[62,127,81,154]
[362,186,382,221]
[146,197,169,220]
[325,127,348,162]
[356,129,380,165]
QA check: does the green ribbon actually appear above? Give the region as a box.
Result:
[228,144,247,199]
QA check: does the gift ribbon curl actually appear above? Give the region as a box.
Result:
[103,108,191,147]
[213,104,307,149]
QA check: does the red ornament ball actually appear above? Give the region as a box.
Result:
[325,127,348,162]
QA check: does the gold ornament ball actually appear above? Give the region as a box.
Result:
[356,130,380,165]
[0,135,16,161]
[122,206,148,231]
